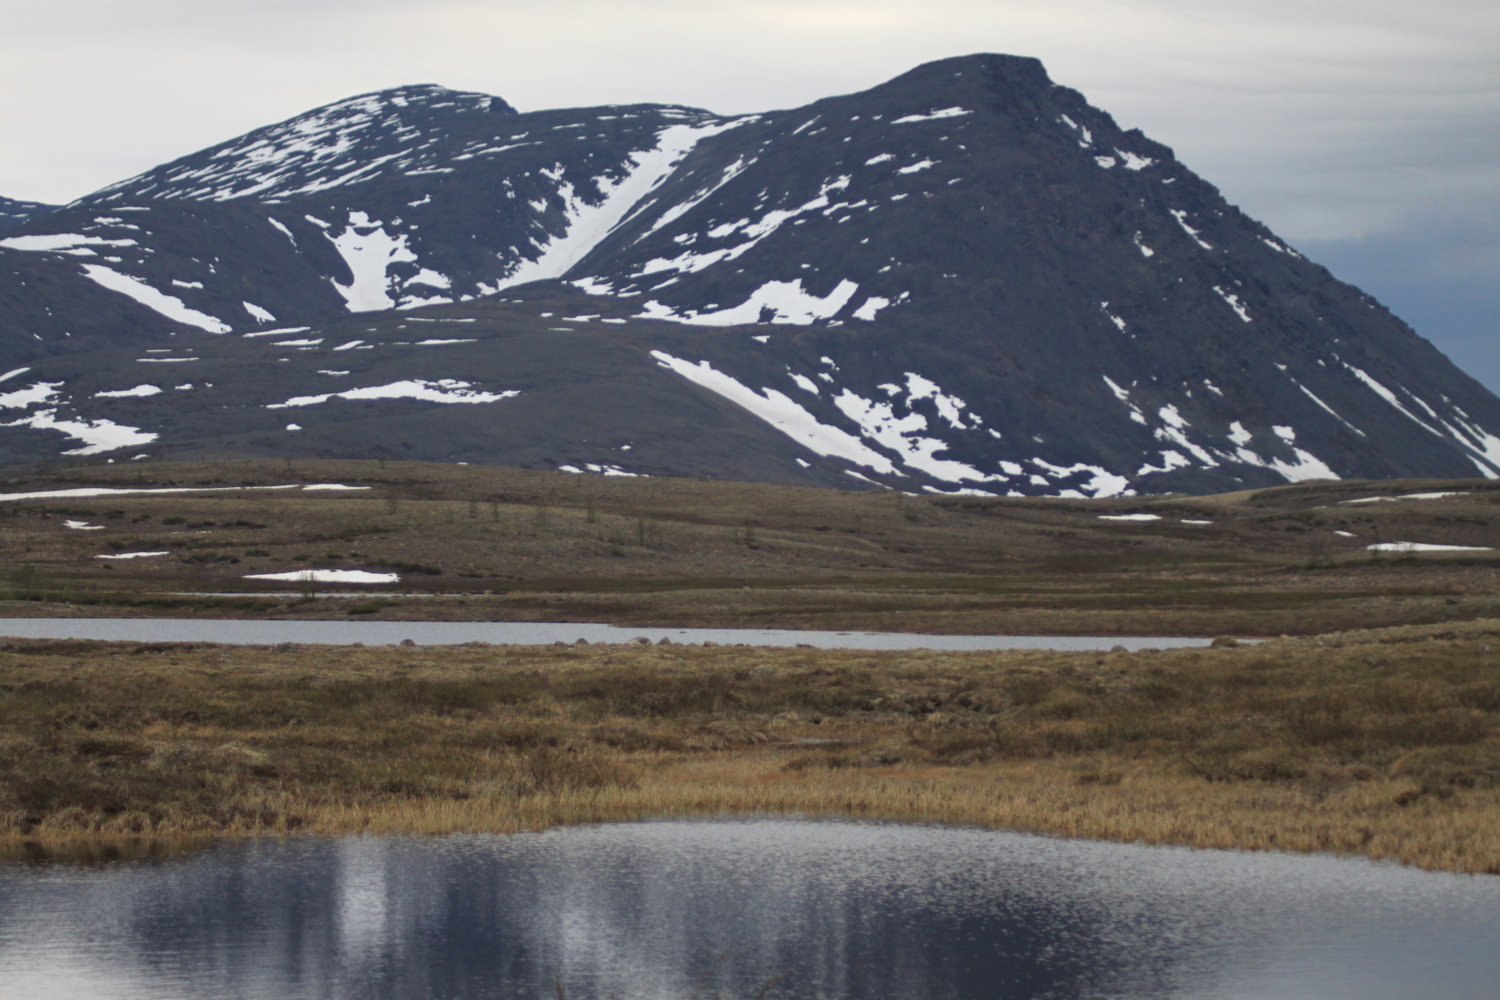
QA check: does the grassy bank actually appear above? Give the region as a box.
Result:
[3,621,1499,873]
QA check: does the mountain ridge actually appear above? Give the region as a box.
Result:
[2,53,1498,498]
[0,196,57,235]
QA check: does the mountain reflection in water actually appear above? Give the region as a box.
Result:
[1,820,1497,1000]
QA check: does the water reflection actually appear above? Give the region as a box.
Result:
[0,617,1216,651]
[0,820,1496,999]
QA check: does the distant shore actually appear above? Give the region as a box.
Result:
[3,619,1497,875]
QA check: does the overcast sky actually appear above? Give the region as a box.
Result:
[2,0,1496,388]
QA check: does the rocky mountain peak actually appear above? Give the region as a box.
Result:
[2,56,1497,498]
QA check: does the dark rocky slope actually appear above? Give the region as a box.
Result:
[0,196,55,235]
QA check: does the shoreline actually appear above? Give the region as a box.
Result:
[0,615,1228,651]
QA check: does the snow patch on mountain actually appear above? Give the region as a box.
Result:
[1295,381,1366,437]
[243,301,277,323]
[498,120,748,291]
[892,108,972,124]
[0,381,63,409]
[77,265,232,333]
[1212,286,1252,323]
[625,177,865,284]
[1115,150,1155,171]
[324,212,417,312]
[3,409,158,455]
[639,279,858,326]
[1028,460,1132,498]
[1169,210,1213,250]
[266,379,517,409]
[651,351,897,474]
[1224,421,1338,482]
[87,86,510,204]
[0,233,137,254]
[1102,376,1148,425]
[642,154,756,237]
[832,386,1000,484]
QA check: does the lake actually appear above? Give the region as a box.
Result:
[0,618,1219,651]
[1,820,1494,999]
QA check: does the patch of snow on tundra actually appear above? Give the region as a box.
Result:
[267,380,518,408]
[1341,491,1469,504]
[78,265,232,333]
[0,485,301,503]
[852,297,890,322]
[1099,513,1160,522]
[1367,542,1493,554]
[650,351,897,474]
[96,551,169,560]
[897,159,937,174]
[245,569,400,584]
[64,520,104,531]
[94,385,162,398]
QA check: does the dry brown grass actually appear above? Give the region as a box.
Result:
[3,619,1500,873]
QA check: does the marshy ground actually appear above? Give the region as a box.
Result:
[2,619,1498,874]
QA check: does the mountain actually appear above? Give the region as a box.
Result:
[0,196,56,235]
[3,54,1499,498]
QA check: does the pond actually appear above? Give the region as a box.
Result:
[0,820,1494,1000]
[0,618,1219,651]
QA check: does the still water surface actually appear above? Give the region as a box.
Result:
[0,820,1495,1000]
[0,618,1215,651]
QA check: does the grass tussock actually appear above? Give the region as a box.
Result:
[2,621,1500,873]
